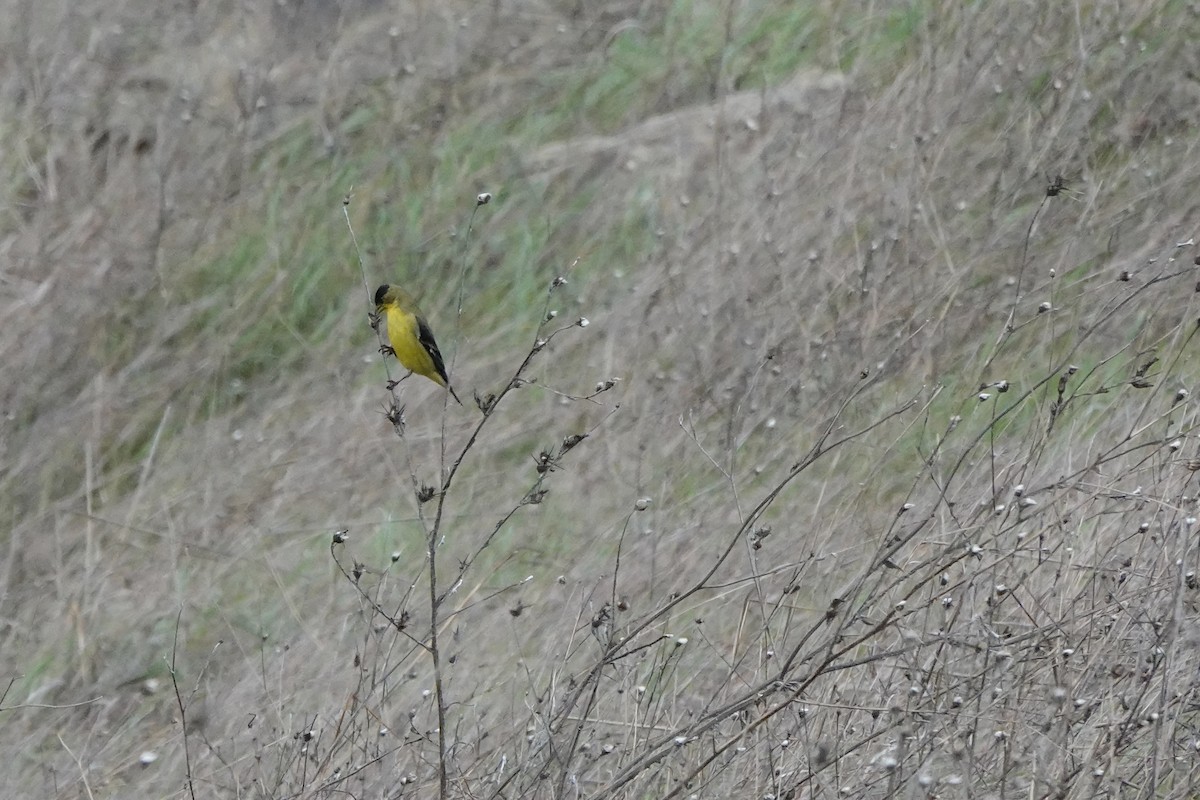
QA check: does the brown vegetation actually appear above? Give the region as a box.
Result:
[4,1,1200,798]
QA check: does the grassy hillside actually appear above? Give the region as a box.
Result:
[4,1,1200,797]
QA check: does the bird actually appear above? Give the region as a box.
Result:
[373,283,463,406]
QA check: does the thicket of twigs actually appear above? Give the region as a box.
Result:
[4,2,1200,798]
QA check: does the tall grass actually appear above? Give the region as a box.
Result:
[5,1,1200,798]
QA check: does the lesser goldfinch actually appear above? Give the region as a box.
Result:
[374,283,463,405]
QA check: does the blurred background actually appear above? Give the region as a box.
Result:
[3,1,1200,797]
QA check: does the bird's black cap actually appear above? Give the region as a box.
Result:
[374,284,390,306]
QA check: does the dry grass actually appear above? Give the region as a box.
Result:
[4,0,1200,798]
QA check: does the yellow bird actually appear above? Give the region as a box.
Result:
[374,283,463,405]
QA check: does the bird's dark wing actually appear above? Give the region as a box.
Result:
[416,315,451,385]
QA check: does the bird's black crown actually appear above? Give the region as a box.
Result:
[373,284,390,306]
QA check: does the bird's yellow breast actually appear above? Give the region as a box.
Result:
[384,305,443,385]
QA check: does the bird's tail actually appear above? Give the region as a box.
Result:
[447,383,464,407]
